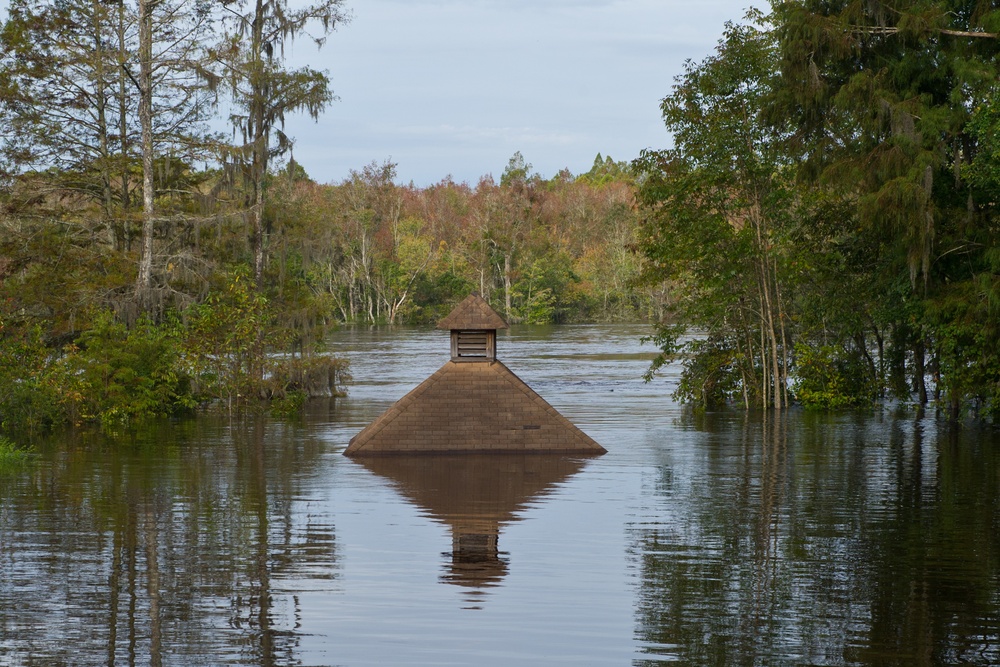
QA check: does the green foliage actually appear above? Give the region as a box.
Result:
[635,14,794,408]
[0,323,62,434]
[0,436,32,470]
[643,326,748,410]
[768,0,1000,418]
[0,264,353,432]
[791,343,875,410]
[512,250,577,324]
[924,280,1000,421]
[966,96,1000,203]
[269,390,307,417]
[56,311,193,428]
[673,336,744,410]
[641,323,685,383]
[182,267,352,411]
[182,267,271,407]
[635,3,1000,420]
[577,153,633,186]
[500,151,533,189]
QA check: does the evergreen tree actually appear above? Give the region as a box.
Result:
[213,0,349,288]
[772,0,1000,416]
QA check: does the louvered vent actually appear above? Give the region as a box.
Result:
[451,330,495,361]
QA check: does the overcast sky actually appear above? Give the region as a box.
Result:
[0,0,756,186]
[285,0,756,185]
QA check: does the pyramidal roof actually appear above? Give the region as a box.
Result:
[436,293,509,331]
[343,360,606,456]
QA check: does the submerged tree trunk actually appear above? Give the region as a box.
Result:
[914,337,927,405]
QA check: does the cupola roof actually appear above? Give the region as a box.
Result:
[436,293,509,331]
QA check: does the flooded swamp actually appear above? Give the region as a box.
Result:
[1,324,999,666]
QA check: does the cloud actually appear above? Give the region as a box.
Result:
[271,0,756,184]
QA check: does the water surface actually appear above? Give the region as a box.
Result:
[1,324,999,665]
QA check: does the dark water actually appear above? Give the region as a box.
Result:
[1,325,999,666]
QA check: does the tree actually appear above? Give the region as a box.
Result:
[635,14,794,409]
[213,0,349,288]
[0,0,132,235]
[135,0,215,307]
[771,0,1000,416]
[0,0,216,307]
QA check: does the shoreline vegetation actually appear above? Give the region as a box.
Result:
[633,5,1000,423]
[1,0,999,442]
[0,153,655,437]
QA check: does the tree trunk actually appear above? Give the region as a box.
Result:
[117,1,132,249]
[914,337,927,405]
[135,0,155,308]
[503,253,513,321]
[91,0,115,247]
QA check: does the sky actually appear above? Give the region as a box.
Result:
[283,0,756,186]
[0,0,757,187]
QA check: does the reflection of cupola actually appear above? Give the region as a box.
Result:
[356,454,592,605]
[435,293,508,362]
[343,293,605,456]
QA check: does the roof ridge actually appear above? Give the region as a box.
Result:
[347,362,452,452]
[489,361,601,447]
[436,293,509,331]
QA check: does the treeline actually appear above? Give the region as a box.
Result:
[635,3,1000,421]
[0,0,660,434]
[0,151,650,433]
[0,151,652,334]
[264,154,656,327]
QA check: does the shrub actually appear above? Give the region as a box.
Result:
[0,436,32,469]
[0,323,64,434]
[792,343,875,410]
[56,311,195,427]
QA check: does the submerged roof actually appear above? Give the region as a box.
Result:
[436,293,509,331]
[343,360,605,456]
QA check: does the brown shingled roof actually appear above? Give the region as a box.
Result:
[343,360,606,456]
[436,293,509,331]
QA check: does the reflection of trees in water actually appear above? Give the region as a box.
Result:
[0,417,337,666]
[633,412,1000,666]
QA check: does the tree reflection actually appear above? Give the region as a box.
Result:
[632,411,1000,666]
[0,416,337,666]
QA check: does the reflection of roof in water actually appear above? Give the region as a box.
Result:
[358,454,592,593]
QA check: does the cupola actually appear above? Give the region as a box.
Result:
[435,293,508,361]
[343,292,605,456]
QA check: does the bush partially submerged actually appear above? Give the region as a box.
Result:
[0,269,350,433]
[0,436,32,469]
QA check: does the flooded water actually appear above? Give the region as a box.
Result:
[2,324,1000,666]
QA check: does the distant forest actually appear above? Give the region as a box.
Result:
[1,0,999,433]
[0,0,660,433]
